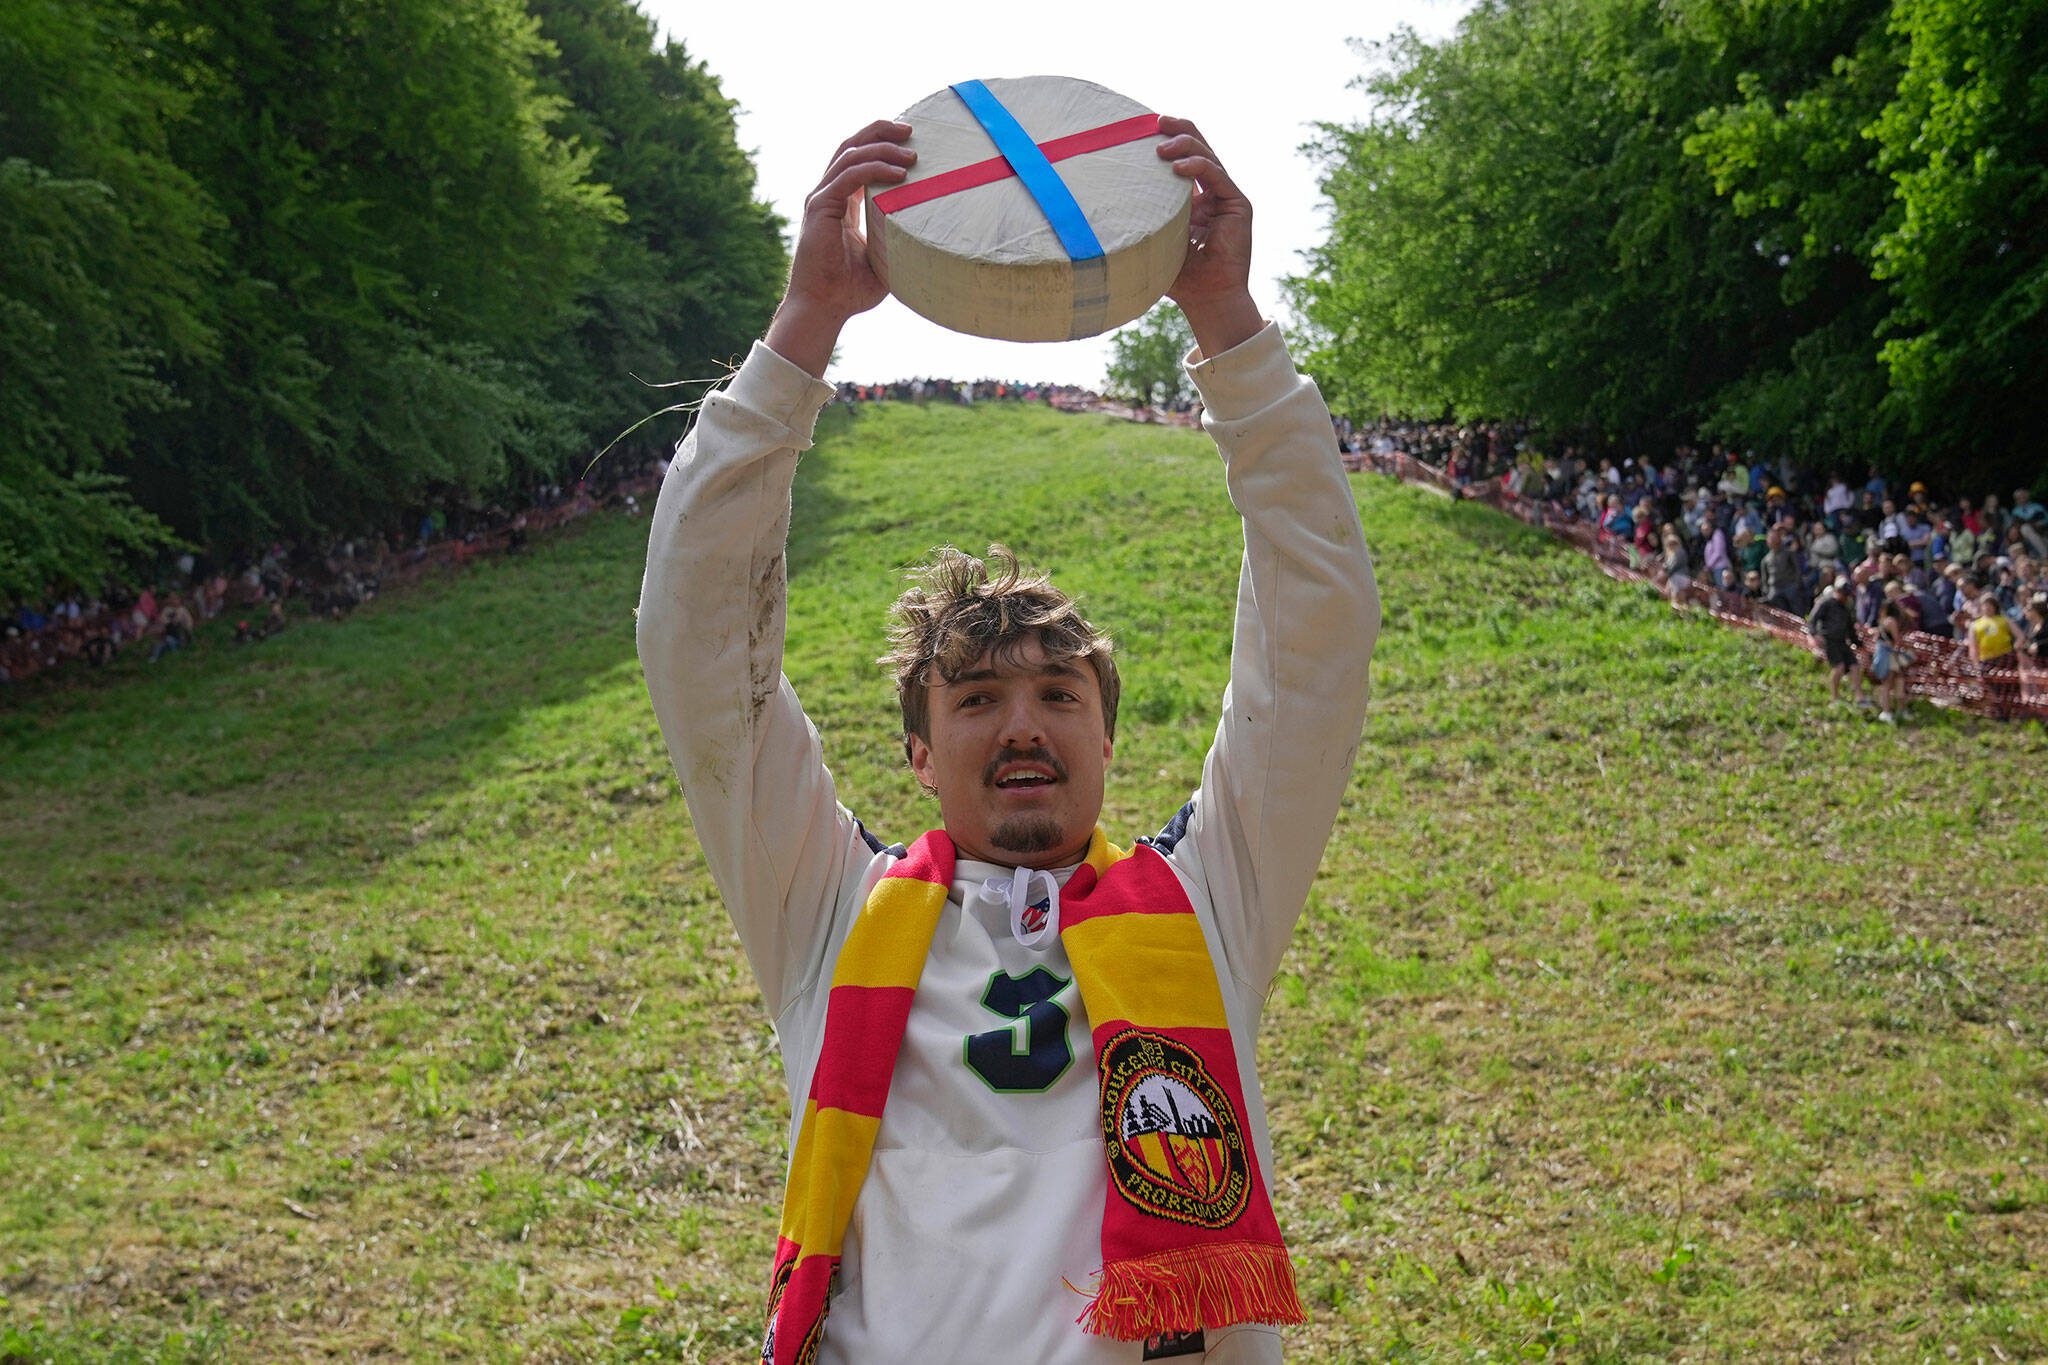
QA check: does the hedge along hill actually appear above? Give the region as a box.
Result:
[1,401,2043,1360]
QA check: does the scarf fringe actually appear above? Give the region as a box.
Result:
[1075,1242,1306,1341]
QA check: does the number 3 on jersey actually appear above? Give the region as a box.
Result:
[964,967,1073,1092]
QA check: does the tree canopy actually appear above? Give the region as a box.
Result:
[1291,0,2048,489]
[0,0,785,607]
[1,0,214,603]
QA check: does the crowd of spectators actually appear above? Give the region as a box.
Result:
[6,376,1174,689]
[2,461,662,687]
[1340,417,2048,719]
[27,377,2037,722]
[835,376,1105,409]
[10,378,1166,691]
[3,543,300,684]
[834,376,1201,425]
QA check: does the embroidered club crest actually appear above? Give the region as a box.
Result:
[761,1257,824,1365]
[1098,1029,1252,1230]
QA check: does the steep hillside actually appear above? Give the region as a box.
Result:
[3,403,2042,1360]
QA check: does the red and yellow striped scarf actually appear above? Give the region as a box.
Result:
[762,827,1303,1364]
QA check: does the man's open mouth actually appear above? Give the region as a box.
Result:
[986,749,1066,789]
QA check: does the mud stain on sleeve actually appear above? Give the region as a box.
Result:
[747,552,785,726]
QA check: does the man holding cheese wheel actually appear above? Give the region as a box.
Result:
[638,114,1378,1363]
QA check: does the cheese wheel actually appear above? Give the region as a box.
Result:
[866,75,1192,343]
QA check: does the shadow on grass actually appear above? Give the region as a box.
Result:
[1391,483,1574,556]
[1,406,881,971]
[0,513,659,969]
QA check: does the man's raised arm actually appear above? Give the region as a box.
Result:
[1150,118,1382,992]
[636,122,916,1014]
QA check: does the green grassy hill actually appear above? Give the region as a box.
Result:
[3,402,2043,1361]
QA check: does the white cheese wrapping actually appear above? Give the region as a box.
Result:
[866,75,1192,342]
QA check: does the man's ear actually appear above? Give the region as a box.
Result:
[908,732,937,793]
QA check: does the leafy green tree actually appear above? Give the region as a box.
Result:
[0,0,216,604]
[3,0,792,607]
[1295,0,2047,489]
[114,0,619,548]
[1106,304,1194,408]
[1672,0,1898,471]
[1292,0,1789,443]
[526,0,788,466]
[1866,0,2048,486]
[1687,0,2046,486]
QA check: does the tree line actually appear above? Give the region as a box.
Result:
[1106,305,1194,411]
[1290,0,2046,491]
[1,0,785,608]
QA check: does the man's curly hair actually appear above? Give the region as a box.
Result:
[880,545,1119,765]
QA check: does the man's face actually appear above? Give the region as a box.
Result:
[907,636,1112,870]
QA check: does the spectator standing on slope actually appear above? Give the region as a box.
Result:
[149,597,195,662]
[1661,526,1691,595]
[1761,527,1803,613]
[1969,592,2018,665]
[2021,592,2048,666]
[1808,519,1841,585]
[1701,519,1732,584]
[1824,474,1854,518]
[2014,490,2048,558]
[1807,579,1863,707]
[1870,600,1909,723]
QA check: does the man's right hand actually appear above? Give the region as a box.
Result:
[764,121,916,378]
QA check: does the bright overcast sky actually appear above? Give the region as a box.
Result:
[638,1,1472,387]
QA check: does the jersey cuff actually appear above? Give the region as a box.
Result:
[729,340,839,441]
[1184,322,1296,423]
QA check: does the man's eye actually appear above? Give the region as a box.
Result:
[1046,689,1078,703]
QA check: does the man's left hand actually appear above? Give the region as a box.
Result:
[1156,117,1263,357]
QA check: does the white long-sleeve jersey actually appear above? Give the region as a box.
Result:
[637,322,1378,1363]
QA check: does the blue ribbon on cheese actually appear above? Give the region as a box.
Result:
[950,79,1106,262]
